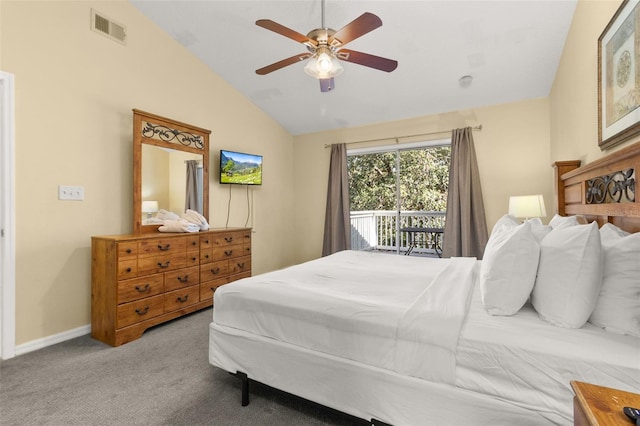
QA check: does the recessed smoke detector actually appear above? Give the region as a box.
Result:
[459,75,473,88]
[91,9,127,45]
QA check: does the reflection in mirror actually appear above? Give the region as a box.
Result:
[141,145,203,224]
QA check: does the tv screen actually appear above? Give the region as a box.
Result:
[220,150,263,185]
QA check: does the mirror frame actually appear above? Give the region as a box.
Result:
[132,109,210,234]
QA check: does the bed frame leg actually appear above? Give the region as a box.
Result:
[236,371,250,406]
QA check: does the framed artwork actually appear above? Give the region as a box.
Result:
[598,0,640,150]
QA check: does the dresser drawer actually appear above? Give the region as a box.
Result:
[186,235,200,251]
[213,231,244,246]
[212,244,243,261]
[200,248,213,264]
[138,237,187,257]
[186,250,200,266]
[117,274,163,304]
[164,266,200,292]
[230,255,251,274]
[200,260,229,282]
[117,260,138,280]
[137,253,187,276]
[200,234,214,250]
[164,285,199,312]
[117,295,164,328]
[200,277,230,302]
[117,241,138,260]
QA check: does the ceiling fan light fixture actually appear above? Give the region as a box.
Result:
[304,50,344,79]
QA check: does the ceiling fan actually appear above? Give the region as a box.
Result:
[255,0,398,92]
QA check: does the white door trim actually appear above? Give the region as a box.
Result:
[1,71,16,360]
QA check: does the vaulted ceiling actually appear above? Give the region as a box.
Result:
[130,1,578,135]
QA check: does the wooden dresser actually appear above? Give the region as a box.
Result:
[91,228,251,346]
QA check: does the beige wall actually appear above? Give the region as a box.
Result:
[292,98,552,264]
[550,0,636,165]
[1,1,296,345]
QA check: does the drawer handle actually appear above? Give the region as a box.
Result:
[158,244,171,251]
[191,241,197,246]
[237,262,245,269]
[210,267,220,275]
[225,236,234,243]
[135,306,149,315]
[177,275,189,283]
[125,267,132,273]
[135,284,150,293]
[204,239,210,244]
[157,261,170,268]
[224,250,233,256]
[126,248,132,254]
[204,254,210,259]
[191,256,197,262]
[176,294,189,303]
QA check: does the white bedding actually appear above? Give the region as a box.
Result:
[213,251,477,384]
[211,250,640,424]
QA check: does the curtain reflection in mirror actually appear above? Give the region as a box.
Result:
[185,160,203,215]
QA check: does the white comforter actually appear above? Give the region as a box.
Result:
[213,250,478,384]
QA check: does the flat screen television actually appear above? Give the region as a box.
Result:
[220,149,263,185]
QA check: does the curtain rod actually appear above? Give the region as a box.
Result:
[323,124,483,149]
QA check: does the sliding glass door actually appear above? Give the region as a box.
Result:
[348,144,450,254]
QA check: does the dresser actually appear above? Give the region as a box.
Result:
[91,228,251,346]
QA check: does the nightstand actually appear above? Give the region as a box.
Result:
[571,380,640,426]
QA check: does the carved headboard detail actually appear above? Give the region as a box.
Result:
[553,141,640,233]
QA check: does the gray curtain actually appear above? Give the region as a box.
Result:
[442,127,488,259]
[322,143,351,256]
[185,160,201,214]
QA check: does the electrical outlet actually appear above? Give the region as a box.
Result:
[58,185,84,201]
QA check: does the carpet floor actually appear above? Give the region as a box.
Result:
[0,308,367,425]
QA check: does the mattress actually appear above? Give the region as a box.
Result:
[211,250,640,424]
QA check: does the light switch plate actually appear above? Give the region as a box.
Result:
[58,185,84,201]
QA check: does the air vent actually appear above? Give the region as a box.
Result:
[91,9,127,45]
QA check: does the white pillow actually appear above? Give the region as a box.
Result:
[531,222,603,328]
[589,224,640,337]
[526,218,552,242]
[549,214,580,229]
[481,220,540,316]
[490,214,519,236]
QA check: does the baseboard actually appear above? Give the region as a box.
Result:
[15,324,91,356]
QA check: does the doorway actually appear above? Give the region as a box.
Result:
[1,71,16,359]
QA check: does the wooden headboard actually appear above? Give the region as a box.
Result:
[553,142,640,233]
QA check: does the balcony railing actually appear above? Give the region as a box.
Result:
[350,210,446,255]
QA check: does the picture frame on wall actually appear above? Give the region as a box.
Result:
[598,0,640,150]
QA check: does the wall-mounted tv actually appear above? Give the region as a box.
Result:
[220,149,263,185]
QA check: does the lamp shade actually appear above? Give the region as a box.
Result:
[141,200,159,214]
[508,195,546,219]
[304,47,344,79]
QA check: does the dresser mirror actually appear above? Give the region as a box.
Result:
[133,109,211,234]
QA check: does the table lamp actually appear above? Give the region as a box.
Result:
[508,195,546,220]
[141,200,159,219]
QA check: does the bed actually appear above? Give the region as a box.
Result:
[209,142,640,425]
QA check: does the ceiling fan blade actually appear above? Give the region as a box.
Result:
[256,53,312,75]
[329,12,382,48]
[337,49,398,72]
[256,19,317,47]
[319,78,335,92]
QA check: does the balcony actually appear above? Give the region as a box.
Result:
[350,210,445,256]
